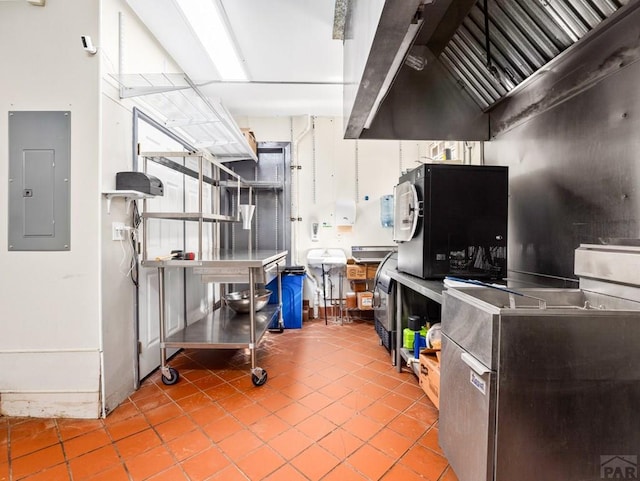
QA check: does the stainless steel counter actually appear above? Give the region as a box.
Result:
[440,244,640,481]
[149,249,288,387]
[142,249,288,268]
[388,270,444,303]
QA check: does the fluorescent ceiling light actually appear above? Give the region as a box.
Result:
[175,0,248,81]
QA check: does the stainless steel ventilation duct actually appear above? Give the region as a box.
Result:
[343,0,629,140]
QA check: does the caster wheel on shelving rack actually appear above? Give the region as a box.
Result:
[161,367,180,385]
[268,322,284,334]
[251,368,268,386]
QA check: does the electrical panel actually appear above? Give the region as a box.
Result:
[8,111,71,251]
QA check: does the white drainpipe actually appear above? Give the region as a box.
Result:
[290,115,312,266]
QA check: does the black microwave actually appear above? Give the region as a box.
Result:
[393,164,508,280]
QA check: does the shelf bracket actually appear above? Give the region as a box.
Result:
[103,190,154,214]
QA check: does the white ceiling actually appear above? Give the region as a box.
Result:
[128,0,344,117]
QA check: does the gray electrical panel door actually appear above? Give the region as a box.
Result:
[8,111,71,251]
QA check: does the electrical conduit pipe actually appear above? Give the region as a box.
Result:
[290,115,318,316]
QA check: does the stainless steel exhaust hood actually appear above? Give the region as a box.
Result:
[343,0,628,141]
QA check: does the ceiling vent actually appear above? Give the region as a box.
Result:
[440,0,626,110]
[343,0,629,140]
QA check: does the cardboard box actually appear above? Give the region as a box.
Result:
[346,264,367,280]
[345,292,357,309]
[419,351,440,409]
[351,280,366,292]
[241,128,257,154]
[357,291,374,310]
[366,265,378,279]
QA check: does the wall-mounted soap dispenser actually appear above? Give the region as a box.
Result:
[311,221,319,242]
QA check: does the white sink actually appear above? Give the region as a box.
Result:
[306,248,347,267]
[306,249,347,312]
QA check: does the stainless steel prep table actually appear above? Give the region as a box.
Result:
[143,249,288,386]
[387,270,444,373]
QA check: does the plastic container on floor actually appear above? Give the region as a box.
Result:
[413,332,427,359]
[267,273,305,329]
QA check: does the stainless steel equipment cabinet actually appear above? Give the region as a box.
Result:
[373,252,398,353]
[439,244,640,481]
[145,250,287,387]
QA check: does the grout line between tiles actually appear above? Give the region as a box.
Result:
[6,319,452,481]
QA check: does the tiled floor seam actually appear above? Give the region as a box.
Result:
[145,392,285,481]
[138,407,220,481]
[52,420,75,481]
[5,424,10,481]
[3,320,454,481]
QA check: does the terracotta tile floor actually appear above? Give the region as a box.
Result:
[0,318,459,481]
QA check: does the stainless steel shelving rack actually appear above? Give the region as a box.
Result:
[342,247,397,322]
[144,251,286,386]
[139,151,287,387]
[388,270,444,375]
[140,150,244,262]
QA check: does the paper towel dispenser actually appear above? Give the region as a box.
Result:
[116,171,164,196]
[335,199,356,226]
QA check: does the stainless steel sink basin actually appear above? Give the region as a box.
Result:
[443,286,640,373]
[448,286,640,311]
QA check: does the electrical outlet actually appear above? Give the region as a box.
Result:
[112,222,126,241]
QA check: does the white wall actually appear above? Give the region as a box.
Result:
[0,0,102,417]
[0,0,182,418]
[0,0,482,418]
[238,116,477,262]
[99,0,182,413]
[294,117,400,259]
[238,116,431,307]
[237,116,482,308]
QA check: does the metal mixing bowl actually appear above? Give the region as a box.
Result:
[224,289,272,313]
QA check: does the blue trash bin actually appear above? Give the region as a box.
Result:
[267,273,305,329]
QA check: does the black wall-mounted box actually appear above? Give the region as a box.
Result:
[116,171,164,196]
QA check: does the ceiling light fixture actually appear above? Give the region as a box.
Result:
[174,0,248,81]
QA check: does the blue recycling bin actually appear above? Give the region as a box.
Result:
[267,273,305,329]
